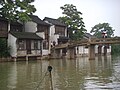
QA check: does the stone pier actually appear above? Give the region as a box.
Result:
[98,45,102,54]
[89,44,95,60]
[66,47,75,59]
[51,49,62,59]
[104,45,107,55]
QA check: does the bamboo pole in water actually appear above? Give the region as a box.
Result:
[48,66,53,90]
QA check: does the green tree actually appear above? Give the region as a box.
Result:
[111,44,120,55]
[0,0,36,22]
[58,4,86,40]
[90,23,115,38]
[0,0,36,57]
[0,39,10,57]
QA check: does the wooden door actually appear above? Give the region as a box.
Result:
[26,40,31,54]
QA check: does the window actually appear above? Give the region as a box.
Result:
[55,26,65,36]
[43,40,48,49]
[34,40,38,49]
[10,26,22,32]
[18,40,24,50]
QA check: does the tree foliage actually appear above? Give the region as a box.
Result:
[111,44,120,55]
[0,39,10,57]
[58,4,86,40]
[0,0,36,22]
[90,23,115,38]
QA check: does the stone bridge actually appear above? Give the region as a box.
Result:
[51,37,120,60]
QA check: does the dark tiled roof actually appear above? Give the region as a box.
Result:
[84,33,93,38]
[0,16,23,26]
[10,21,23,26]
[43,17,66,26]
[29,15,50,26]
[10,31,43,40]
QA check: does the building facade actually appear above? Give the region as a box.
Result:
[7,15,50,60]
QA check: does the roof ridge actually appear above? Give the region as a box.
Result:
[43,17,66,26]
[9,31,43,40]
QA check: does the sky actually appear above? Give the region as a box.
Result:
[33,0,120,36]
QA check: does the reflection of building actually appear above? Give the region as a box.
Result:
[7,62,17,89]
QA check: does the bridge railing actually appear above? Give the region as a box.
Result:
[53,37,120,49]
[52,42,69,49]
[69,39,88,45]
[89,37,120,44]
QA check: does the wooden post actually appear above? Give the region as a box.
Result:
[48,66,53,90]
[52,49,61,59]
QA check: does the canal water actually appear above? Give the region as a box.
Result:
[0,55,120,90]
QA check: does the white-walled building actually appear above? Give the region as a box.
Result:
[43,17,69,46]
[24,15,51,56]
[8,15,51,60]
[8,15,69,60]
[8,31,43,59]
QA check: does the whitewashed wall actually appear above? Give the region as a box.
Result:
[49,25,59,45]
[36,32,45,39]
[50,25,55,36]
[8,34,17,57]
[25,21,37,32]
[42,50,49,55]
[65,27,67,37]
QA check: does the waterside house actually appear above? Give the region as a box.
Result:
[0,15,69,60]
[43,17,70,57]
[43,17,69,45]
[8,17,46,61]
[25,15,51,56]
[8,31,43,61]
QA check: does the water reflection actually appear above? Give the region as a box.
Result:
[84,56,113,90]
[7,62,17,89]
[0,55,120,90]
